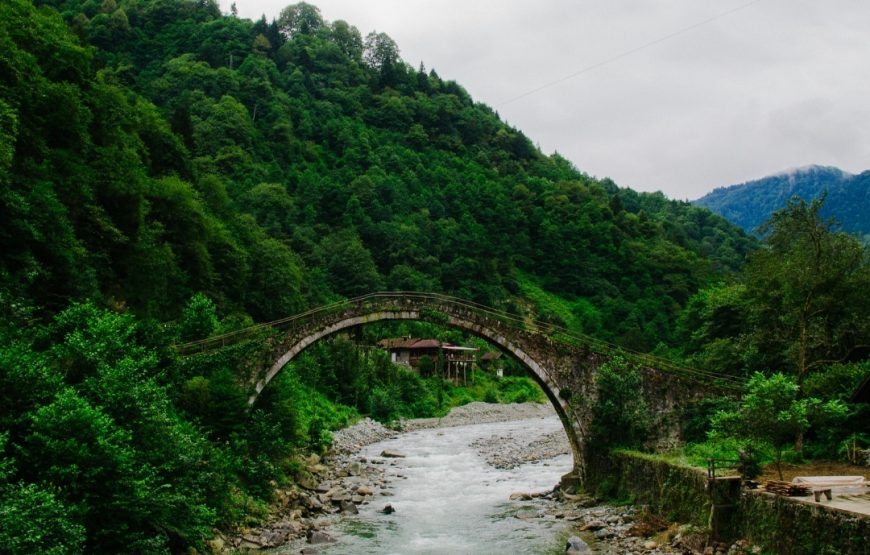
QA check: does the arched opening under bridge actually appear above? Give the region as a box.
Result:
[250,306,585,484]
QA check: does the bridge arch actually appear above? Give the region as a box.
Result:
[179,292,725,485]
[251,306,585,479]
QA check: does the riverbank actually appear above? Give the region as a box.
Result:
[219,402,757,554]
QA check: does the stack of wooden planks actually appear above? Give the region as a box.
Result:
[764,480,811,496]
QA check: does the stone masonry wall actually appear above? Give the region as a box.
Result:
[587,450,870,554]
[739,491,870,555]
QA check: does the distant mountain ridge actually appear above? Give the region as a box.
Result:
[694,165,870,239]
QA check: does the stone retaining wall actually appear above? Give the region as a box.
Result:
[587,450,870,554]
[739,491,870,555]
[585,450,737,530]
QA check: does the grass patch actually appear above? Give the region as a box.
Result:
[514,270,602,335]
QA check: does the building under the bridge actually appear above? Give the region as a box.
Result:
[377,337,478,384]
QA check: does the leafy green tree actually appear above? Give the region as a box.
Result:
[590,356,650,448]
[239,182,298,238]
[330,19,363,60]
[177,292,219,342]
[746,197,870,389]
[319,231,383,297]
[711,372,847,479]
[363,31,400,81]
[277,2,324,38]
[22,388,160,551]
[244,236,304,320]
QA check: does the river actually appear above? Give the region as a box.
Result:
[274,413,574,554]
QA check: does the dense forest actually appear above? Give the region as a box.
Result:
[695,164,870,241]
[1,0,754,345]
[1,1,868,553]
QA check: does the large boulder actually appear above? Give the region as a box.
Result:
[565,536,590,552]
[307,530,336,544]
[340,500,359,514]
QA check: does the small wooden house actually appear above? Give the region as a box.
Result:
[377,337,478,384]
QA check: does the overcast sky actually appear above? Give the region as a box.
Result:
[223,0,870,199]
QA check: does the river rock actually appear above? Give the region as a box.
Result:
[565,535,591,552]
[382,504,395,514]
[644,540,657,549]
[593,528,614,539]
[381,449,406,458]
[309,463,330,475]
[356,485,374,496]
[296,470,318,490]
[340,500,359,514]
[509,492,533,500]
[206,537,225,552]
[307,530,336,544]
[325,486,348,499]
[262,528,290,547]
[302,493,323,511]
[581,519,606,530]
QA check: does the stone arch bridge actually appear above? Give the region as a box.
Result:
[178,292,738,484]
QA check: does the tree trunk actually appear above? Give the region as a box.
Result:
[794,316,807,453]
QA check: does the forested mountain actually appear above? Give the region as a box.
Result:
[1,0,753,349]
[694,165,870,240]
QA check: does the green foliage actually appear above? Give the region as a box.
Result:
[495,375,545,404]
[0,432,86,554]
[684,436,767,468]
[0,303,231,552]
[680,395,737,444]
[289,336,545,423]
[680,196,870,399]
[710,372,848,479]
[0,0,752,352]
[590,356,650,448]
[802,360,869,401]
[0,481,86,555]
[514,271,602,335]
[177,292,219,342]
[747,197,870,386]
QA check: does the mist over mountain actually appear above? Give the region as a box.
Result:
[694,165,870,240]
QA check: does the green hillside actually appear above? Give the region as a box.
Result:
[2,0,754,347]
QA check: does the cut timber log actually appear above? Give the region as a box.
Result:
[763,480,811,497]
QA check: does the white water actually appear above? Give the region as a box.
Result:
[287,415,573,554]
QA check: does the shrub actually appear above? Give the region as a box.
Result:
[590,356,650,448]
